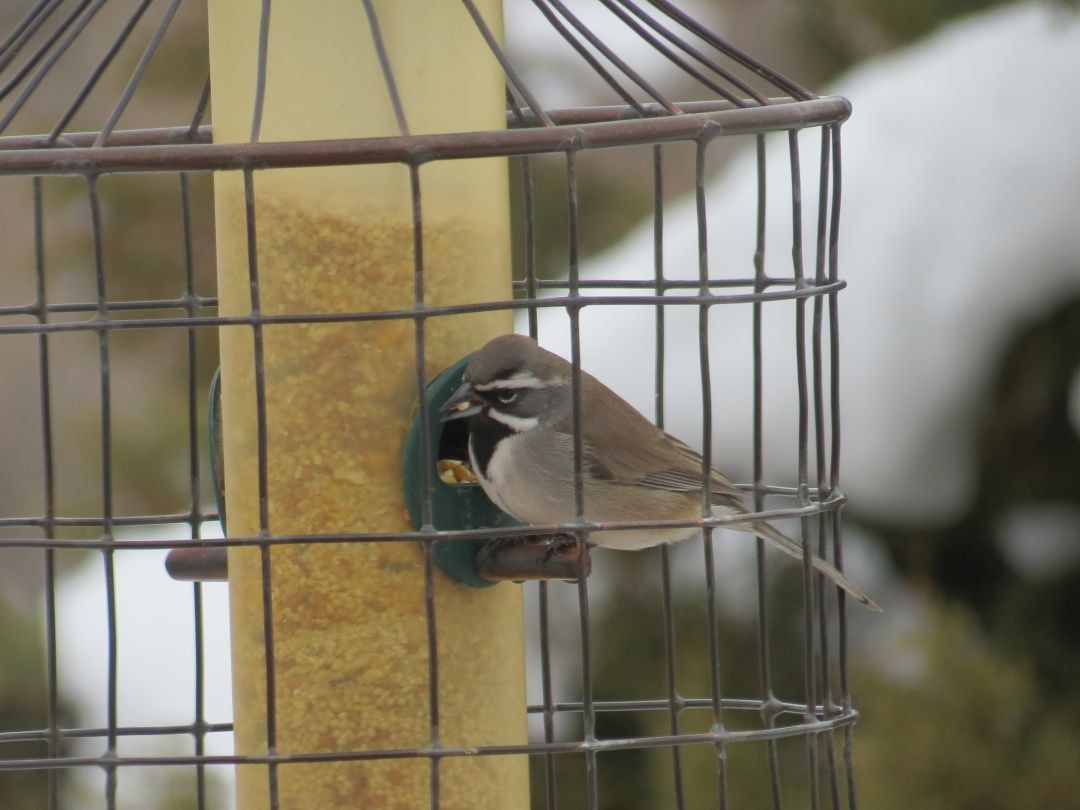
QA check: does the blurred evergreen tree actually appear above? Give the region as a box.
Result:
[0,599,68,809]
[531,560,1080,809]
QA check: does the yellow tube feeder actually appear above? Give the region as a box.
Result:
[207,2,528,807]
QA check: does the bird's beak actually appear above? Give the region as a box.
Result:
[440,381,483,422]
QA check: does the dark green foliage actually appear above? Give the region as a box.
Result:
[871,296,1080,698]
[530,565,1080,808]
[0,603,68,809]
[855,602,1080,810]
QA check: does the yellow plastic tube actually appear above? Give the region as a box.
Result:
[207,2,528,807]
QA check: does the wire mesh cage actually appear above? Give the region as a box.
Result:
[0,1,870,808]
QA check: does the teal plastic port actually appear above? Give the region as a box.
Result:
[402,354,522,588]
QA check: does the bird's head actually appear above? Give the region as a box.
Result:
[440,334,572,433]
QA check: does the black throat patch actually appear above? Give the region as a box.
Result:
[467,411,516,478]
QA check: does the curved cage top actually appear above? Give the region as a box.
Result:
[0,0,844,174]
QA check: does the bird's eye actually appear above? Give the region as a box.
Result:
[496,390,518,404]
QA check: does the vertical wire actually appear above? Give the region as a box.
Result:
[828,124,859,810]
[811,127,842,810]
[242,168,280,809]
[652,145,666,428]
[249,0,272,143]
[789,129,821,810]
[508,89,556,808]
[33,176,60,810]
[179,171,207,810]
[513,103,541,340]
[513,123,556,804]
[653,143,686,810]
[658,547,685,807]
[94,0,185,147]
[183,85,210,808]
[88,174,118,809]
[695,136,728,810]
[538,580,558,810]
[375,150,438,810]
[565,145,599,810]
[508,88,556,806]
[192,582,208,810]
[523,146,557,810]
[245,3,277,801]
[409,162,443,810]
[752,133,784,810]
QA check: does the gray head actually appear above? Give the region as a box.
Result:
[440,334,572,431]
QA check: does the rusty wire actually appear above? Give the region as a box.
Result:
[0,2,859,809]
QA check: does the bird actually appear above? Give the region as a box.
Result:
[440,333,880,612]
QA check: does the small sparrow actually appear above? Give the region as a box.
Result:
[440,334,880,612]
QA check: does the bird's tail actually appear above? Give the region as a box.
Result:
[744,520,882,613]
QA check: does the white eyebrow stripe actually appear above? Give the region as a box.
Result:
[473,376,557,391]
[487,409,540,431]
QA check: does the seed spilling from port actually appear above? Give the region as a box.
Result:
[438,459,478,485]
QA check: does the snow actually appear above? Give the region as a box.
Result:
[54,525,233,808]
[528,2,1080,525]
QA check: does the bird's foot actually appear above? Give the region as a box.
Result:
[541,532,580,564]
[475,532,589,581]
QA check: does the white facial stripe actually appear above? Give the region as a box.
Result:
[486,408,540,432]
[474,377,539,391]
[473,375,565,391]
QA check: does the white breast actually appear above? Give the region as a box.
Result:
[469,431,572,525]
[468,432,518,518]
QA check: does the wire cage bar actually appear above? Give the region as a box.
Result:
[0,2,863,809]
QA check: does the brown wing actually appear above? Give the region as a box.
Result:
[640,433,747,504]
[559,370,745,503]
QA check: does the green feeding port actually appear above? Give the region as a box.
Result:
[209,368,226,533]
[403,354,522,588]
